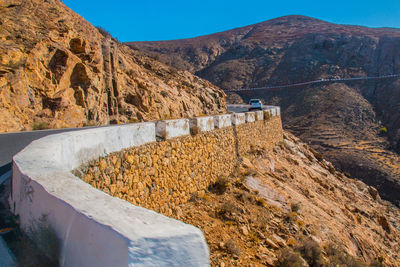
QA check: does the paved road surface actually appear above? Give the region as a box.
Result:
[0,127,92,176]
[226,104,275,113]
[225,74,400,92]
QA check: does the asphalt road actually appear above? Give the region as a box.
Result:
[226,104,275,113]
[0,127,91,176]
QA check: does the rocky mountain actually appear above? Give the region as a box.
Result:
[127,16,400,205]
[0,0,225,132]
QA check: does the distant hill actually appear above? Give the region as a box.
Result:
[127,15,400,205]
[0,0,225,132]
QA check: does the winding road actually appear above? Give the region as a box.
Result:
[0,127,93,178]
[0,105,266,178]
[225,74,400,92]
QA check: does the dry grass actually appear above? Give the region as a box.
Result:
[32,121,50,130]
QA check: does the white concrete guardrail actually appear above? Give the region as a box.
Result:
[10,107,281,266]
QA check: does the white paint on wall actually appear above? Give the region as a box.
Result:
[156,119,190,140]
[190,116,215,132]
[11,122,209,267]
[245,112,256,123]
[213,114,232,129]
[232,113,246,125]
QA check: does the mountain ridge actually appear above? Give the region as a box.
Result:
[127,15,400,206]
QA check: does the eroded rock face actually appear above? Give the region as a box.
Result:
[0,0,225,132]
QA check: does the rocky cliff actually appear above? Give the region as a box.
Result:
[0,0,225,132]
[127,16,400,205]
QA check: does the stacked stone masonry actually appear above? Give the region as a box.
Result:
[78,111,283,215]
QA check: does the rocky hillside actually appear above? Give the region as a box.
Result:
[0,0,225,132]
[127,16,400,205]
[131,132,400,266]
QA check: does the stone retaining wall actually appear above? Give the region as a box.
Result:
[78,114,283,215]
[11,106,282,266]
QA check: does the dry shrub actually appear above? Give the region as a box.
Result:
[225,239,241,256]
[219,202,239,216]
[249,231,260,244]
[32,121,50,130]
[276,248,306,267]
[209,177,229,195]
[325,243,367,267]
[256,197,267,207]
[290,202,301,213]
[284,211,298,224]
[190,125,200,135]
[296,239,325,267]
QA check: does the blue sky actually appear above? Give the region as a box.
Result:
[63,0,400,42]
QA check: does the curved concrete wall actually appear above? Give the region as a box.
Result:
[10,107,281,266]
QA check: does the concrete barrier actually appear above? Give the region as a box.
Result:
[232,113,246,125]
[276,107,281,116]
[156,119,190,139]
[213,114,232,129]
[10,122,209,267]
[255,110,264,121]
[271,108,277,117]
[245,112,256,123]
[264,109,272,118]
[190,116,215,133]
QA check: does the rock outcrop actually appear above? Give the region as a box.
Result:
[127,15,400,205]
[0,0,225,132]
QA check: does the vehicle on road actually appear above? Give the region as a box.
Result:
[248,99,263,110]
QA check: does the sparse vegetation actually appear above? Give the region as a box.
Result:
[276,248,306,267]
[190,125,200,135]
[83,120,97,127]
[225,239,241,256]
[128,118,140,123]
[32,121,50,130]
[209,177,230,195]
[96,26,112,38]
[296,239,325,267]
[378,126,388,136]
[290,202,301,213]
[96,26,119,42]
[325,243,367,267]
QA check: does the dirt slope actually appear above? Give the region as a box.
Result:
[143,132,400,266]
[108,133,400,267]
